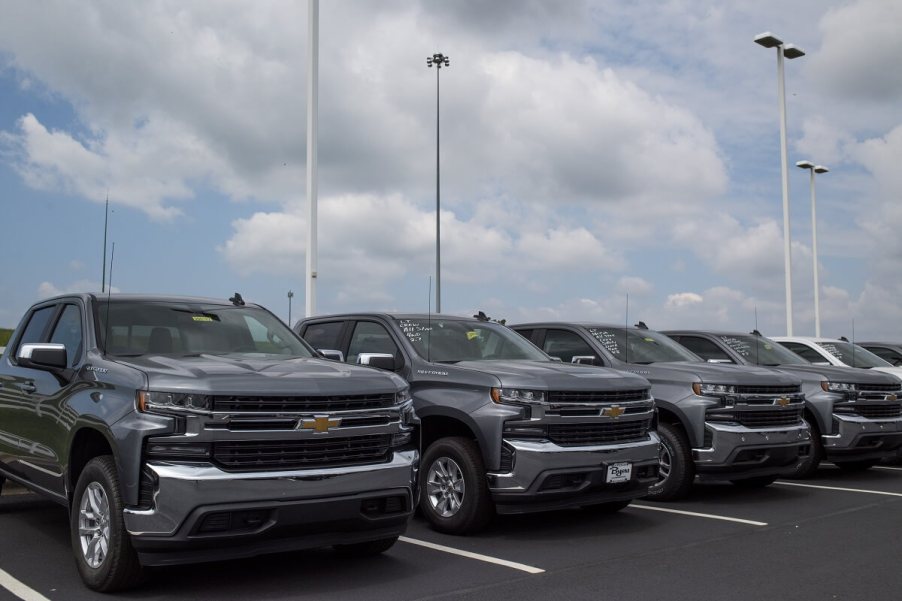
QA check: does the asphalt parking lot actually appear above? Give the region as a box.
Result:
[2,464,902,601]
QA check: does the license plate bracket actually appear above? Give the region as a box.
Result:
[605,462,632,483]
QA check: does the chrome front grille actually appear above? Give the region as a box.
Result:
[211,393,397,413]
[212,435,392,471]
[547,419,651,446]
[547,389,650,404]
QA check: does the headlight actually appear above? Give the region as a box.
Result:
[692,383,737,397]
[490,388,546,405]
[137,391,212,414]
[821,382,857,393]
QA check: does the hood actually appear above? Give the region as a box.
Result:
[771,363,900,386]
[450,360,650,391]
[870,366,902,381]
[631,361,800,386]
[113,354,405,396]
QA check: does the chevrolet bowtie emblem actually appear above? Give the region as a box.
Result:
[299,416,341,433]
[886,394,898,402]
[603,406,625,418]
[775,397,791,407]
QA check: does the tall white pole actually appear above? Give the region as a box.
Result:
[809,168,820,337]
[776,47,793,336]
[305,0,319,317]
[435,63,441,314]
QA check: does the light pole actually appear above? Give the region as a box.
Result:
[287,290,294,327]
[796,161,829,337]
[101,193,109,293]
[755,32,805,336]
[305,0,319,317]
[427,52,450,314]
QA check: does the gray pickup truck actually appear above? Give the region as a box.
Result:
[0,294,418,592]
[295,313,660,534]
[512,322,811,500]
[664,330,902,475]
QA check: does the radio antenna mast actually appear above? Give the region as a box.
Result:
[104,242,115,354]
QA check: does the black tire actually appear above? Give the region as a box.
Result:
[834,459,879,472]
[582,499,631,514]
[645,422,694,501]
[334,536,398,557]
[419,437,494,535]
[788,417,824,479]
[730,475,778,488]
[70,456,143,592]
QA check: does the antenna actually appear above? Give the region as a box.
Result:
[427,276,432,363]
[624,293,629,363]
[104,242,115,354]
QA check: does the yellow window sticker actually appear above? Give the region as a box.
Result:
[466,331,479,340]
[192,315,214,322]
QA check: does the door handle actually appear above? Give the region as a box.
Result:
[17,382,37,394]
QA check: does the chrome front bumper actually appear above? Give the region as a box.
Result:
[486,433,660,513]
[823,414,902,458]
[693,422,811,478]
[123,449,418,564]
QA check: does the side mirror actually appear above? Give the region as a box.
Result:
[707,358,732,364]
[358,352,398,371]
[18,343,68,370]
[571,355,598,366]
[317,349,345,362]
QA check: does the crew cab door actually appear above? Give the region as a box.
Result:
[0,302,84,496]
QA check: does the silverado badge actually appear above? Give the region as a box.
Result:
[602,406,625,418]
[299,415,341,433]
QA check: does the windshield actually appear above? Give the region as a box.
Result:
[816,341,891,368]
[587,327,700,364]
[96,301,313,358]
[394,318,549,363]
[719,335,809,366]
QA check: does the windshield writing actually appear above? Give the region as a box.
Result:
[394,318,548,362]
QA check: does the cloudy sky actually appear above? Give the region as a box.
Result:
[1,0,900,339]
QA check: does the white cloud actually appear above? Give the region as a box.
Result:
[666,292,704,308]
[37,280,118,299]
[809,0,902,104]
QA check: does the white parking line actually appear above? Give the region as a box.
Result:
[0,569,52,601]
[398,536,545,574]
[629,504,768,526]
[775,481,902,497]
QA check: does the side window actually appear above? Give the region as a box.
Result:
[867,346,902,366]
[676,336,733,363]
[16,305,57,352]
[779,342,825,363]
[347,321,399,365]
[302,321,345,351]
[543,329,597,364]
[49,304,84,367]
[514,329,535,343]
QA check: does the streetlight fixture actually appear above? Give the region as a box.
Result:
[287,290,295,327]
[427,52,450,314]
[796,160,829,337]
[755,31,805,336]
